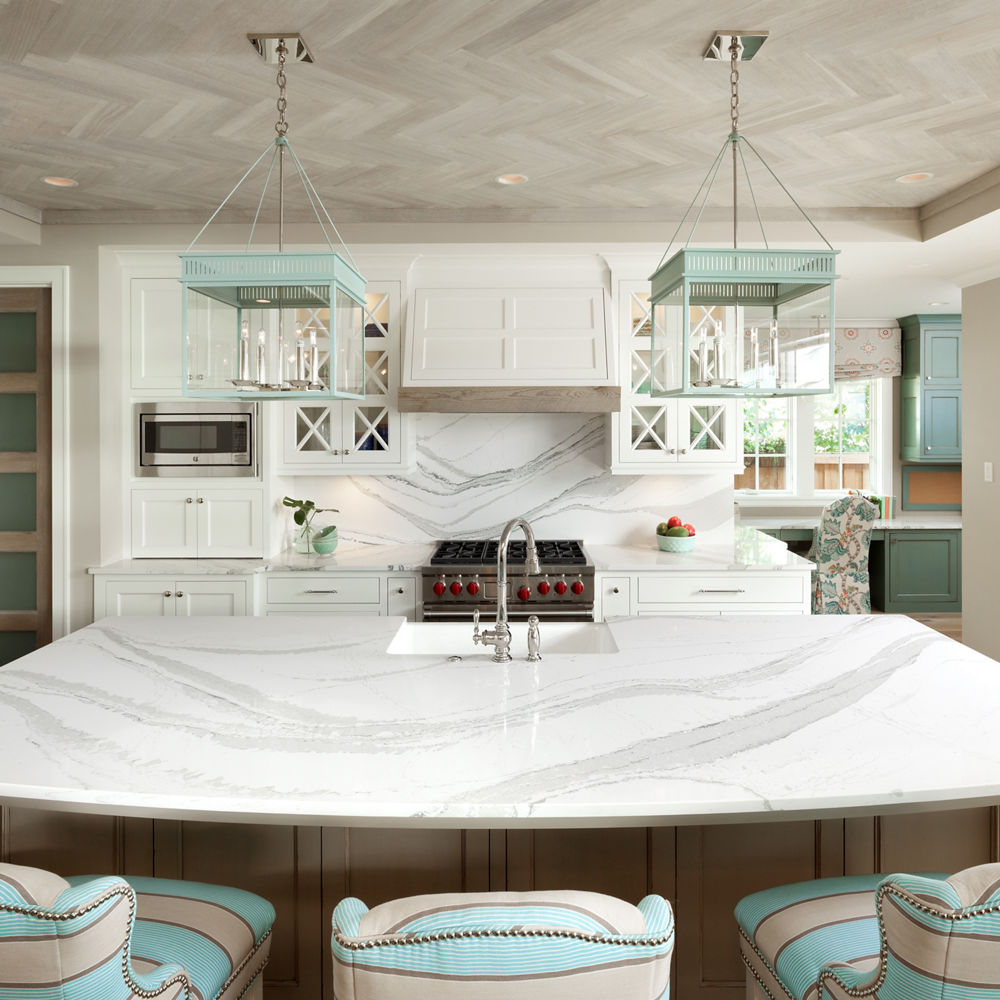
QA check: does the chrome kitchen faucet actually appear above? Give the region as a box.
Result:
[473,517,541,662]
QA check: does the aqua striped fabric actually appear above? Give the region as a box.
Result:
[736,865,1000,1000]
[0,862,275,1000]
[332,890,674,1000]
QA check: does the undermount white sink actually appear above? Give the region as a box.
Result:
[386,621,619,656]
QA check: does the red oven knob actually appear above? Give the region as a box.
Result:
[449,580,463,596]
[537,580,550,595]
[433,581,446,596]
[467,580,480,595]
[554,579,568,595]
[571,580,585,595]
[517,586,531,602]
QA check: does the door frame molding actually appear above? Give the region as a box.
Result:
[0,267,69,639]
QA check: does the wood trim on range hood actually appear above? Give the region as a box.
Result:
[397,385,621,413]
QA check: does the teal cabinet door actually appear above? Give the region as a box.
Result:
[923,326,961,384]
[897,314,961,464]
[885,530,961,612]
[922,389,961,459]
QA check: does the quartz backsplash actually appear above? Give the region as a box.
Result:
[280,413,735,547]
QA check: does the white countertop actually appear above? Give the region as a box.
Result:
[740,516,963,532]
[1,614,996,828]
[590,525,812,572]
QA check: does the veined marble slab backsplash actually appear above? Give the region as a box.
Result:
[281,414,735,546]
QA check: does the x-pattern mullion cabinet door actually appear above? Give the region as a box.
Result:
[280,282,405,473]
[611,281,740,473]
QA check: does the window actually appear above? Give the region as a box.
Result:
[735,378,889,497]
[813,381,871,492]
[736,398,790,490]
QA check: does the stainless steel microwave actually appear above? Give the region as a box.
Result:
[136,402,258,477]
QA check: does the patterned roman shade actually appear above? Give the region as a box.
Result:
[834,325,902,380]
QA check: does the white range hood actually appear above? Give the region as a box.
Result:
[398,255,621,413]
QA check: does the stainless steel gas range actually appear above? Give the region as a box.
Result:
[421,539,595,621]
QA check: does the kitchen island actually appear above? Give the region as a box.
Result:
[2,613,997,1000]
[1,613,995,826]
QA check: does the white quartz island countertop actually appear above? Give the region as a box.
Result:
[1,614,997,828]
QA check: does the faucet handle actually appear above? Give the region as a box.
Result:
[472,608,481,644]
[527,614,542,662]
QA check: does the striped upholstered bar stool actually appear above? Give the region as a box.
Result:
[332,890,674,999]
[735,863,1000,1000]
[0,862,275,999]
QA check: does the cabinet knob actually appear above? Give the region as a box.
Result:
[679,448,689,454]
[175,591,184,598]
[185,497,193,503]
[612,587,620,594]
[196,497,204,504]
[396,587,405,594]
[163,591,172,597]
[343,448,352,454]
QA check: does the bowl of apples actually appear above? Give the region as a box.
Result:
[656,516,696,552]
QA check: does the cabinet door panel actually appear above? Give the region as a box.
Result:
[877,808,995,874]
[923,389,961,458]
[923,328,961,384]
[196,489,263,557]
[103,578,176,617]
[387,575,418,619]
[131,490,198,557]
[174,580,247,616]
[887,531,960,608]
[131,277,182,390]
[1,807,132,876]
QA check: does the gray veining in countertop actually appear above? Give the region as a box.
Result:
[1,614,996,828]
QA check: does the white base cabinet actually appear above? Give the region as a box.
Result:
[264,573,419,619]
[596,571,810,618]
[131,489,264,558]
[95,577,251,618]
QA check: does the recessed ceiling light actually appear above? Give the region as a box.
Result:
[495,173,528,185]
[928,301,949,306]
[895,171,934,184]
[42,176,78,187]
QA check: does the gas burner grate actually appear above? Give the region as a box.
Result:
[429,539,587,567]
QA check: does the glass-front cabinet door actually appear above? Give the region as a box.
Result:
[280,282,406,472]
[612,281,740,473]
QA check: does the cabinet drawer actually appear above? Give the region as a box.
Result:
[266,576,381,605]
[636,574,807,606]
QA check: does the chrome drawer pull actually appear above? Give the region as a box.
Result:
[697,588,746,594]
[304,588,339,594]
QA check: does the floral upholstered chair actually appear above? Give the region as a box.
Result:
[735,863,1000,1000]
[332,890,675,999]
[0,862,275,999]
[806,494,880,613]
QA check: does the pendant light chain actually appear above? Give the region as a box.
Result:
[275,40,289,137]
[729,35,740,134]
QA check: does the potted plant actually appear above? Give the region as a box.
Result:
[282,496,339,554]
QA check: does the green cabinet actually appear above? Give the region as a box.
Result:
[873,529,962,613]
[899,314,961,462]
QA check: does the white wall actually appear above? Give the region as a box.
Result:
[959,276,1000,660]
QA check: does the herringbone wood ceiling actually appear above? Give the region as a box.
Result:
[1,0,999,223]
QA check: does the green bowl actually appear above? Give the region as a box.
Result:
[312,529,339,555]
[656,533,695,552]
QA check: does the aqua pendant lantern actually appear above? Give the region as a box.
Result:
[649,32,838,398]
[180,36,365,401]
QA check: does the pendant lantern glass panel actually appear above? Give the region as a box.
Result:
[649,248,838,398]
[180,252,365,400]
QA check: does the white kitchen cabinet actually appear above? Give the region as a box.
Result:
[279,283,409,473]
[264,573,420,619]
[131,488,264,558]
[405,287,614,385]
[610,282,741,474]
[130,276,183,391]
[595,570,810,616]
[94,577,250,618]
